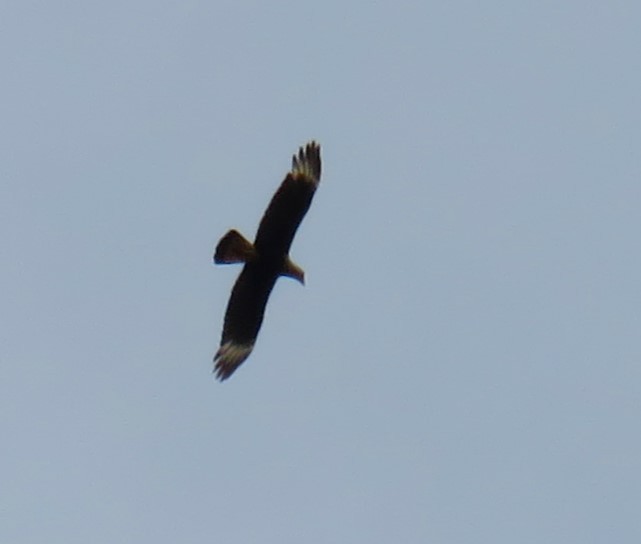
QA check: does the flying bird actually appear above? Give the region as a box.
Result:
[212,141,322,380]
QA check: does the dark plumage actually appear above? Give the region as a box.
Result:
[213,142,322,380]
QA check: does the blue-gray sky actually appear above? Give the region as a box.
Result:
[2,1,640,542]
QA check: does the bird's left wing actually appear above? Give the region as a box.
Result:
[214,264,278,380]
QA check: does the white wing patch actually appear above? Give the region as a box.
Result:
[214,341,255,380]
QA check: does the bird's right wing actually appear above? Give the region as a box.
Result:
[253,142,321,257]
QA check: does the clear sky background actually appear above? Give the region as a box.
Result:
[2,2,640,542]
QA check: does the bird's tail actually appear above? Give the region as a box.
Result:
[213,229,256,264]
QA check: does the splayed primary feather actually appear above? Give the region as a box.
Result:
[291,142,321,186]
[214,341,255,380]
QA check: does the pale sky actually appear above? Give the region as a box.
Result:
[2,1,640,542]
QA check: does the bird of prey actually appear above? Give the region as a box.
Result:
[212,141,322,380]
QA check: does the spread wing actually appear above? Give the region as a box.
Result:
[253,141,321,257]
[214,264,278,380]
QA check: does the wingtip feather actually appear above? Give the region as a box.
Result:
[291,141,321,186]
[214,341,255,380]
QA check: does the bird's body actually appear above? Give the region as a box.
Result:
[213,142,321,380]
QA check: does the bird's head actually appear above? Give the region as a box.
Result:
[282,256,305,285]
